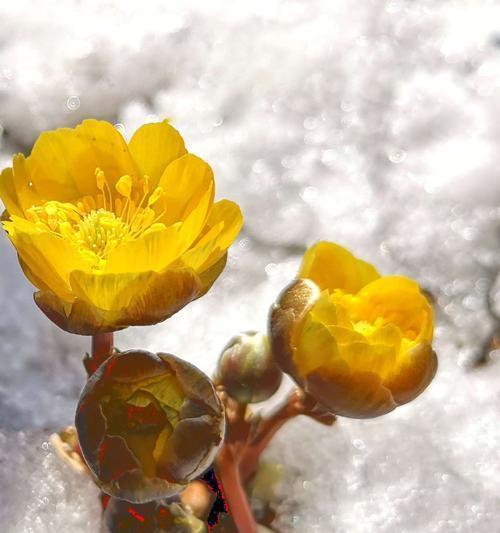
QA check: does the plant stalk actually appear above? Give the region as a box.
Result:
[217,445,259,533]
[84,332,114,376]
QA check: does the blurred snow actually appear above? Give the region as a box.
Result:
[1,0,500,531]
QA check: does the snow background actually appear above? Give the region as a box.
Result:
[1,0,500,531]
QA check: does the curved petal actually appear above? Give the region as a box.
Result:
[384,341,437,405]
[105,186,216,275]
[196,253,227,295]
[356,276,433,342]
[308,291,339,326]
[26,120,139,202]
[12,154,44,212]
[35,290,120,335]
[70,268,201,315]
[203,200,243,250]
[105,225,185,274]
[269,278,321,376]
[295,315,341,376]
[69,269,154,310]
[299,241,380,293]
[337,340,398,380]
[180,200,243,273]
[118,268,202,327]
[305,369,396,419]
[36,269,202,335]
[128,121,187,187]
[0,167,22,216]
[179,222,224,272]
[155,154,214,226]
[6,217,88,300]
[0,157,43,217]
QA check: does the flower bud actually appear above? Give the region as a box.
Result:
[75,350,224,503]
[216,332,282,404]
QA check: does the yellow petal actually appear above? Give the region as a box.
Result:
[37,269,202,334]
[26,120,138,202]
[299,241,380,293]
[327,325,365,345]
[121,171,215,273]
[384,341,437,405]
[294,315,341,376]
[179,222,224,272]
[196,253,227,295]
[305,369,396,419]
[120,268,202,327]
[12,154,43,211]
[0,156,44,216]
[155,154,214,225]
[0,167,22,217]
[309,291,339,326]
[337,340,398,379]
[204,199,243,251]
[7,217,88,300]
[69,268,201,316]
[180,200,243,273]
[69,270,155,311]
[175,181,216,253]
[128,121,187,187]
[366,323,403,349]
[105,225,185,274]
[356,276,433,342]
[35,290,117,335]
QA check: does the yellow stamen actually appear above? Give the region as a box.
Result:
[147,186,164,207]
[23,169,172,271]
[115,175,132,199]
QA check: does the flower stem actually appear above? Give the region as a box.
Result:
[239,389,336,483]
[84,332,114,376]
[217,445,259,533]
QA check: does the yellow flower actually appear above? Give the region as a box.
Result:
[270,241,437,418]
[0,120,243,334]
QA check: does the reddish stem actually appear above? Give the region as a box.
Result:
[217,445,259,533]
[239,390,303,483]
[84,332,114,376]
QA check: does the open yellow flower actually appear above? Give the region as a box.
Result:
[0,120,242,334]
[270,241,437,418]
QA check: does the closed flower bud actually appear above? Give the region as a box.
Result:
[75,350,225,503]
[270,241,437,419]
[216,332,282,404]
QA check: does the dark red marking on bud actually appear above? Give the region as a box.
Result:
[128,507,145,522]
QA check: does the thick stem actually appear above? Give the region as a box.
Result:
[239,390,302,483]
[217,445,259,533]
[84,332,114,376]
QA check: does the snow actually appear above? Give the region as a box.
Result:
[1,0,500,531]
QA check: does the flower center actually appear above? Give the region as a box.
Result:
[77,209,129,257]
[26,169,167,269]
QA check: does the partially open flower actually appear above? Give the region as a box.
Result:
[75,350,224,503]
[270,241,437,418]
[0,120,242,334]
[216,332,282,404]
